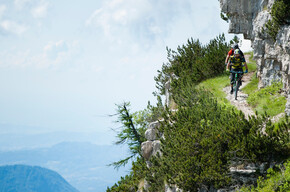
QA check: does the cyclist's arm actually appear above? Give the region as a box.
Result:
[225,50,232,64]
[225,54,230,65]
[226,60,231,70]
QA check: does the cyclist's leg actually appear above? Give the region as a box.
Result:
[230,72,234,94]
[238,68,243,86]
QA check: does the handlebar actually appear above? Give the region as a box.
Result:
[230,71,244,74]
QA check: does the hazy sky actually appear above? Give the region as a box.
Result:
[0,0,251,143]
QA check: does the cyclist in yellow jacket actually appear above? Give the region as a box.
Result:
[226,49,248,94]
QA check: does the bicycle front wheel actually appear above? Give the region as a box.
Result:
[235,80,239,100]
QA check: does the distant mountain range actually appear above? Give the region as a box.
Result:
[0,165,79,192]
[0,142,130,192]
[0,131,114,151]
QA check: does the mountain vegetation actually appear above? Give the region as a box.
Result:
[240,160,290,192]
[264,0,290,40]
[0,165,79,192]
[107,34,290,191]
[246,81,286,116]
[146,87,289,191]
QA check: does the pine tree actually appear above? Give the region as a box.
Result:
[109,102,146,169]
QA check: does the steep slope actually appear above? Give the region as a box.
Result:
[137,47,290,191]
[107,19,290,189]
[139,48,290,190]
[0,165,79,192]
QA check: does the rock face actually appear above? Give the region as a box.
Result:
[141,121,162,163]
[219,0,290,114]
[140,121,163,192]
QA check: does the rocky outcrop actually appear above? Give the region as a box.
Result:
[139,121,163,192]
[141,121,162,165]
[219,0,290,114]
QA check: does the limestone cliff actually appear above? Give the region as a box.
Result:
[219,0,290,114]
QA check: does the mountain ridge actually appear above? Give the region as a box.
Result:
[0,141,129,192]
[0,164,79,192]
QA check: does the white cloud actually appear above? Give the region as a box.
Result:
[0,4,28,35]
[14,0,33,10]
[0,5,6,19]
[0,40,80,69]
[31,1,49,18]
[0,0,50,36]
[44,40,69,61]
[86,0,191,43]
[0,49,31,68]
[13,0,49,18]
[0,20,27,35]
[93,66,104,73]
[35,40,81,69]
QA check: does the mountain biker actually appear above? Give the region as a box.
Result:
[225,43,245,66]
[226,49,248,94]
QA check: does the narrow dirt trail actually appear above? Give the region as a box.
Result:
[223,55,256,119]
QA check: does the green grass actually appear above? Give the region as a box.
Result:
[242,53,286,117]
[241,53,258,95]
[272,115,289,130]
[197,73,232,107]
[198,52,286,118]
[247,81,286,117]
[244,51,253,59]
[247,60,257,72]
[198,52,255,107]
[242,73,259,95]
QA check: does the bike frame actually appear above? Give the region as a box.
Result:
[230,70,244,100]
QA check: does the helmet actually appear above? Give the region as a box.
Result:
[234,49,240,55]
[232,43,239,49]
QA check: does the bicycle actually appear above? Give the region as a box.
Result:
[230,70,244,100]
